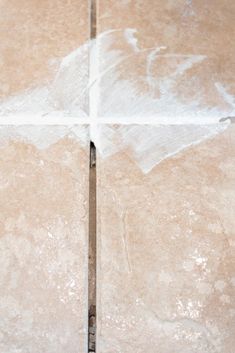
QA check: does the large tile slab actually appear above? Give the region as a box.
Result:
[0,0,89,117]
[95,1,235,122]
[96,123,235,353]
[0,126,89,353]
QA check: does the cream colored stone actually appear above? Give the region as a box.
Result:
[0,126,89,353]
[0,0,89,116]
[96,0,235,121]
[97,124,235,353]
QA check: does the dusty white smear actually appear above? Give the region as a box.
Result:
[93,124,228,173]
[90,29,232,172]
[1,28,234,122]
[0,29,233,171]
[94,29,235,123]
[0,126,88,149]
[0,43,90,118]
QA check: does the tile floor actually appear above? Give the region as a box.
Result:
[96,124,235,353]
[0,1,234,353]
[0,126,89,353]
[0,0,89,117]
[95,0,235,122]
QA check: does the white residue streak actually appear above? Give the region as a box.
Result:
[124,28,139,52]
[93,29,235,123]
[1,28,234,123]
[94,124,228,173]
[0,28,233,172]
[0,43,90,118]
[0,126,88,149]
[215,82,235,108]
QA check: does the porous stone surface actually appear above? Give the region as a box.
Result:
[0,0,89,118]
[95,0,235,121]
[97,124,235,353]
[0,126,89,353]
[0,0,88,99]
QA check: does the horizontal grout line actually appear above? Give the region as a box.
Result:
[0,116,231,126]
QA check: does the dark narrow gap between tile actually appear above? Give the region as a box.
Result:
[88,1,97,352]
[88,141,96,353]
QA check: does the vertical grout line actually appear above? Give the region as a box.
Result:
[89,0,99,140]
[88,141,96,353]
[88,1,97,353]
[90,0,97,40]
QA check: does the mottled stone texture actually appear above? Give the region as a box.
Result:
[0,127,89,353]
[96,0,235,120]
[97,125,235,353]
[0,0,88,99]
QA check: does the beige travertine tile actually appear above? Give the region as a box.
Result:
[0,126,89,353]
[95,1,235,122]
[97,124,235,353]
[0,0,89,117]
